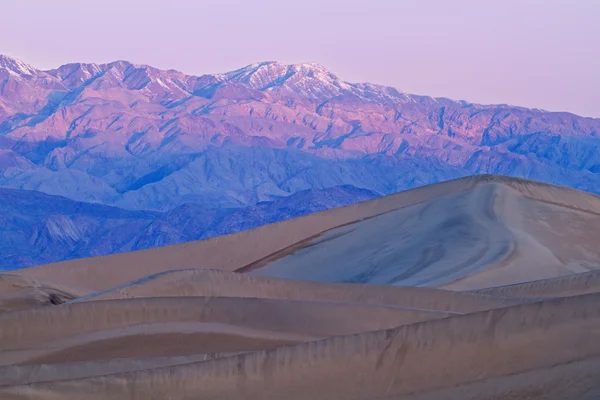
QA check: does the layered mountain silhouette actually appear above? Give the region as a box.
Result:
[0,54,599,268]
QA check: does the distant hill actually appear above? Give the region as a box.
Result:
[0,185,378,269]
[1,54,599,268]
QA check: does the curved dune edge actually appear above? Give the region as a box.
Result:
[3,292,599,400]
[247,180,600,290]
[0,354,223,387]
[0,176,598,399]
[7,355,598,399]
[0,296,453,366]
[70,268,522,313]
[396,357,600,400]
[16,175,600,291]
[0,273,88,313]
[8,323,318,367]
[0,296,453,346]
[470,269,600,299]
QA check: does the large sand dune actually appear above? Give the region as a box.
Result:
[249,180,600,290]
[16,175,600,292]
[2,292,599,399]
[1,175,599,399]
[0,296,453,366]
[70,268,521,313]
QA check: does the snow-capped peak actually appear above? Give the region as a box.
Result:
[0,55,38,77]
[219,61,350,99]
[290,62,330,72]
[48,62,101,79]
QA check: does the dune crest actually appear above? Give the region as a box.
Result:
[17,175,600,291]
[1,175,599,399]
[3,292,600,399]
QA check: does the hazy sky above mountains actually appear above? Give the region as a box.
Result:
[2,0,599,117]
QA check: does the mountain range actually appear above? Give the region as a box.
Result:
[0,54,599,268]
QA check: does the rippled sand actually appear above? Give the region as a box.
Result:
[1,175,599,399]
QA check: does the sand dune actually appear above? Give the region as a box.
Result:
[250,180,600,290]
[1,175,599,399]
[0,354,216,387]
[0,273,87,313]
[17,176,484,290]
[471,269,600,299]
[0,296,452,366]
[7,355,595,399]
[3,292,599,400]
[71,268,522,313]
[16,175,600,292]
[396,357,600,400]
[10,325,311,367]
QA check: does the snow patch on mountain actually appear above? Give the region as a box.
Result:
[0,55,38,77]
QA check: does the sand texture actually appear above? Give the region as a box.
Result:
[1,175,599,399]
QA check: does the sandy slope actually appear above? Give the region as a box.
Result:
[1,175,599,399]
[2,292,599,400]
[0,355,216,387]
[17,176,485,290]
[70,268,521,313]
[0,273,87,313]
[16,175,600,292]
[250,180,600,290]
[0,296,452,366]
[471,269,600,299]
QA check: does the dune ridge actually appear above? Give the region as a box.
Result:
[250,179,600,290]
[0,273,88,313]
[3,292,599,399]
[0,295,454,366]
[20,175,600,291]
[471,269,600,299]
[1,175,599,399]
[70,268,522,313]
[0,354,216,387]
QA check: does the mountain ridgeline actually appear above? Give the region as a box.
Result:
[0,54,598,268]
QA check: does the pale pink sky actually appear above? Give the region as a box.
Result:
[2,0,599,117]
